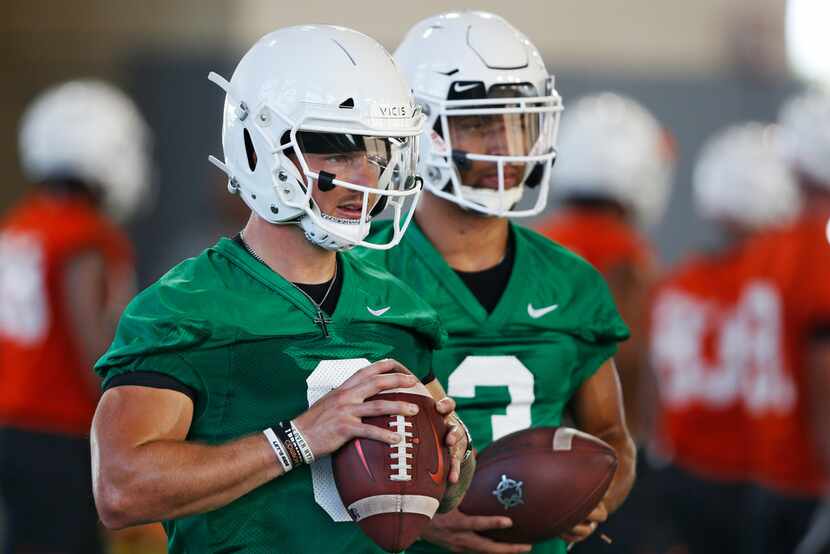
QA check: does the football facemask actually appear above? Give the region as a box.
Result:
[423,82,561,217]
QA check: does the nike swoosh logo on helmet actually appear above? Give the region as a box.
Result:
[527,303,559,319]
[428,417,445,485]
[367,306,391,317]
[452,82,479,94]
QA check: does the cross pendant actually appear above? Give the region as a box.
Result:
[313,310,331,338]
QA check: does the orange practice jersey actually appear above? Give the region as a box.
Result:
[649,248,754,481]
[537,209,654,275]
[0,193,133,436]
[740,213,830,496]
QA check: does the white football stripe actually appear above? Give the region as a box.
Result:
[347,495,440,522]
[553,427,575,451]
[553,427,594,451]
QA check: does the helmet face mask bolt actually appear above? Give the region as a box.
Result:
[236,102,249,121]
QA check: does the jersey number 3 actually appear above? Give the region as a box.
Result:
[447,355,536,442]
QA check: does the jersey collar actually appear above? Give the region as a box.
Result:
[403,220,528,329]
[217,237,358,328]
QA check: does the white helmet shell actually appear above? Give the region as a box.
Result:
[18,80,153,222]
[778,90,830,187]
[395,11,562,218]
[553,92,675,227]
[209,25,425,251]
[694,122,801,229]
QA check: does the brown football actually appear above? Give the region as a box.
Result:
[333,384,450,553]
[458,426,617,544]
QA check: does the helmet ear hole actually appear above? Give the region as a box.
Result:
[243,128,257,171]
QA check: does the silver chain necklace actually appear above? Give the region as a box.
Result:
[239,231,337,336]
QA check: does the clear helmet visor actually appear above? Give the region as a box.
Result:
[431,82,560,216]
[290,130,422,250]
[296,131,418,199]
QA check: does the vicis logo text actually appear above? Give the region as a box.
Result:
[374,104,409,118]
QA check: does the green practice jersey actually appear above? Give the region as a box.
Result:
[95,237,446,554]
[356,221,629,554]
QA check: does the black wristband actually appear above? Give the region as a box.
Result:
[275,421,304,468]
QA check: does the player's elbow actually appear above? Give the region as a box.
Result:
[95,479,139,529]
[93,459,151,529]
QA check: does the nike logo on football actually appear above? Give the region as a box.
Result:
[354,439,376,482]
[367,306,390,317]
[428,418,445,485]
[527,303,559,319]
[452,82,479,94]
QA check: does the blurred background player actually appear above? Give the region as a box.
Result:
[359,12,636,554]
[649,122,801,554]
[738,90,830,554]
[0,80,153,554]
[537,93,674,554]
[538,92,674,443]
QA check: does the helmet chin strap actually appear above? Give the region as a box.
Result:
[459,183,524,212]
[299,212,371,251]
[446,149,526,213]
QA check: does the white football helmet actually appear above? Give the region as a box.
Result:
[694,122,801,229]
[209,25,425,251]
[18,80,153,222]
[553,92,675,227]
[395,11,562,218]
[778,90,830,187]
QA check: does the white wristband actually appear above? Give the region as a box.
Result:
[263,427,293,473]
[290,420,316,464]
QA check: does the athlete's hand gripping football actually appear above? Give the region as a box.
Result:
[561,500,608,547]
[420,508,533,553]
[431,394,469,485]
[293,359,425,458]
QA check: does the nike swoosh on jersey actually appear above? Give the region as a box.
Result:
[367,306,391,317]
[452,82,479,94]
[527,303,559,319]
[428,417,445,485]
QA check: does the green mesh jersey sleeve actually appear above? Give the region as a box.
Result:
[94,248,248,418]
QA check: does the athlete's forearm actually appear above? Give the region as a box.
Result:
[597,429,636,513]
[438,454,476,513]
[94,433,281,529]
